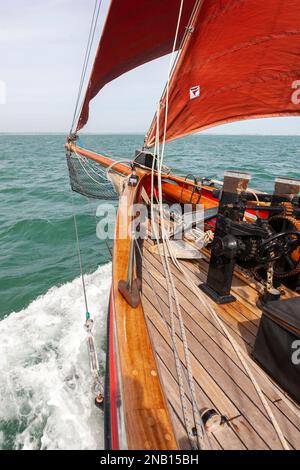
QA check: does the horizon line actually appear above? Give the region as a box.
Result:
[1,132,300,137]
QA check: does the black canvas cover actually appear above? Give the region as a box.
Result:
[253,297,300,404]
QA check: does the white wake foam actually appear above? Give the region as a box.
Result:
[0,263,112,450]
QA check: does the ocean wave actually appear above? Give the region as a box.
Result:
[0,215,94,243]
[0,263,111,450]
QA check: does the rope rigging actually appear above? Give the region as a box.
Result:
[67,144,120,200]
[70,0,103,134]
[150,84,290,452]
[151,145,291,450]
[70,191,104,409]
[148,0,210,450]
[146,0,290,450]
[66,0,294,451]
[68,0,133,404]
[145,0,203,145]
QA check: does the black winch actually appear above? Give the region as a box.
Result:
[200,172,300,304]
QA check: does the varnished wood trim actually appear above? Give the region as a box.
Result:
[112,183,177,450]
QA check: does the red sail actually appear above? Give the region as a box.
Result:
[76,0,198,132]
[146,0,300,146]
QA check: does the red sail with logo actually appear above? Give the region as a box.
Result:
[146,0,300,146]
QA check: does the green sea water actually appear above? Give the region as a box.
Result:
[0,133,299,449]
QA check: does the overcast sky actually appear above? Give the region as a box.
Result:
[0,0,299,135]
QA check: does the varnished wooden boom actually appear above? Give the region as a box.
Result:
[65,143,132,175]
[65,143,216,193]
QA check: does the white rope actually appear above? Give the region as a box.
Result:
[247,189,260,203]
[73,150,112,188]
[153,182,290,450]
[173,258,290,450]
[148,0,212,450]
[145,0,203,144]
[71,0,103,133]
[154,190,207,449]
[156,182,290,449]
[105,159,132,177]
[71,191,89,314]
[147,0,289,449]
[74,150,132,192]
[160,0,185,165]
[70,192,104,399]
[154,230,203,449]
[151,105,197,447]
[76,150,107,177]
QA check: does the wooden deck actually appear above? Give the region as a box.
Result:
[141,238,300,450]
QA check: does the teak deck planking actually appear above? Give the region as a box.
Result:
[141,238,300,450]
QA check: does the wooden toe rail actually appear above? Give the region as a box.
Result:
[111,183,177,450]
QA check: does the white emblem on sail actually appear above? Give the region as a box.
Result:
[190,85,200,100]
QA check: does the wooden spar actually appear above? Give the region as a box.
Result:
[65,142,217,193]
[65,144,265,221]
[65,142,132,176]
[111,181,178,450]
[162,181,218,208]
